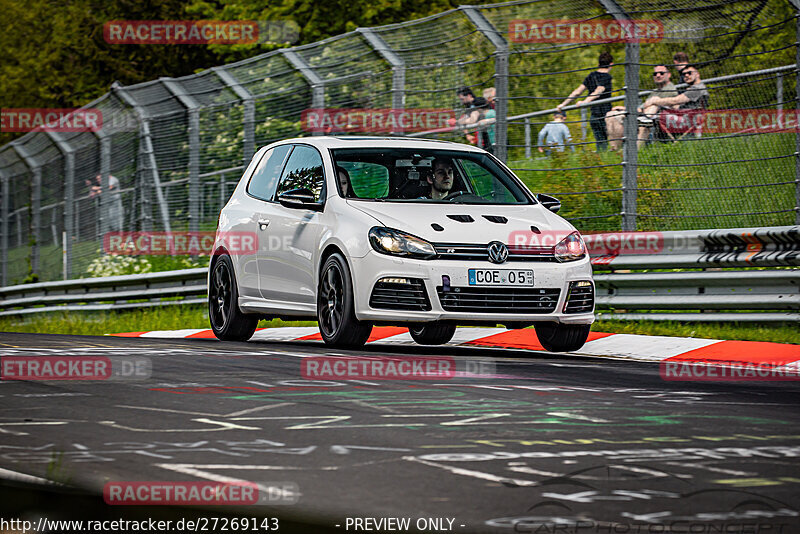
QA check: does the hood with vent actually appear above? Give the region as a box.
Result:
[346,201,574,245]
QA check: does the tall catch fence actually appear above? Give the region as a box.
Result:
[0,0,798,285]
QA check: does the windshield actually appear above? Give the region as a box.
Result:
[331,148,533,204]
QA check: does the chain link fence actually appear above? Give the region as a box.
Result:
[1,0,798,285]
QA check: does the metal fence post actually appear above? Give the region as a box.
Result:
[358,28,406,111]
[99,135,112,239]
[581,107,588,141]
[162,79,201,232]
[0,170,8,286]
[461,6,508,162]
[777,73,784,112]
[524,118,531,159]
[796,7,800,224]
[12,144,41,275]
[282,50,325,136]
[213,67,256,168]
[113,83,172,233]
[46,131,75,278]
[598,0,638,231]
[136,129,153,231]
[621,42,641,231]
[219,172,227,213]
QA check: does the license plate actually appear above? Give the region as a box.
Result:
[468,269,533,286]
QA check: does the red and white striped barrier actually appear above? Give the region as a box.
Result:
[112,327,800,372]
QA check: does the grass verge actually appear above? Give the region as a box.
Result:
[0,306,314,336]
[0,306,795,344]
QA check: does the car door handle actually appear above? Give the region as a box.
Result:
[258,219,270,230]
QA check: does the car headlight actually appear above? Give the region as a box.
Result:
[554,231,586,262]
[369,227,436,259]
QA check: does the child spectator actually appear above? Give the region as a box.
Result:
[538,110,574,156]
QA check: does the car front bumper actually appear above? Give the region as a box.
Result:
[350,250,595,325]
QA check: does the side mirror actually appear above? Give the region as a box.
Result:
[278,188,323,211]
[537,193,561,214]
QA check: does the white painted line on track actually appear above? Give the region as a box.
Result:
[140,329,207,338]
[0,467,58,485]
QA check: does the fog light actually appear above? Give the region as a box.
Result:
[380,277,411,284]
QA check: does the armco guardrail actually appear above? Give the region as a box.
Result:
[0,268,207,317]
[590,226,800,269]
[0,227,798,321]
[592,226,800,322]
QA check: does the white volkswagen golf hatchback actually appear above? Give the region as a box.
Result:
[209,137,594,351]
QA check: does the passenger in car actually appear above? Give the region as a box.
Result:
[337,167,354,197]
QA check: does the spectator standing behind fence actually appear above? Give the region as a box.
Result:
[672,52,690,96]
[456,87,482,126]
[478,104,496,154]
[463,100,496,154]
[455,87,487,146]
[673,52,689,75]
[538,110,573,155]
[87,174,124,234]
[556,51,613,151]
[482,87,496,109]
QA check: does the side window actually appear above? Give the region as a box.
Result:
[459,159,511,202]
[247,144,292,201]
[275,145,325,201]
[338,162,389,198]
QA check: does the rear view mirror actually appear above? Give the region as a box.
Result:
[537,193,561,213]
[278,188,323,211]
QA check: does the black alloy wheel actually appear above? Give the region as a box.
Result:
[209,255,258,341]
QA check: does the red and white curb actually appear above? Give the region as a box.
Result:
[112,327,800,372]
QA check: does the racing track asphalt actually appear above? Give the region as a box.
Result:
[0,332,798,533]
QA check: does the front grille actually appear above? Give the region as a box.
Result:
[564,282,595,314]
[433,242,556,262]
[370,278,431,311]
[436,286,561,314]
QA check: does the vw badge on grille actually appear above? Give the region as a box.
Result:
[487,241,509,264]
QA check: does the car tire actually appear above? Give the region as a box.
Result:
[317,253,372,348]
[209,255,258,341]
[409,322,457,345]
[534,322,591,352]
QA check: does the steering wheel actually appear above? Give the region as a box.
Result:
[443,190,469,201]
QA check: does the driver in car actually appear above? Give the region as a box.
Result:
[427,158,455,200]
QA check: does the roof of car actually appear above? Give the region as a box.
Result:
[260,136,485,152]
